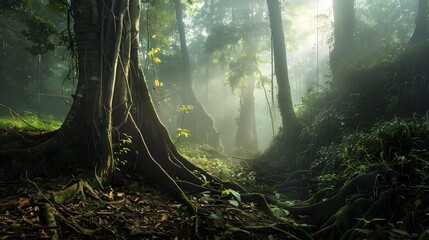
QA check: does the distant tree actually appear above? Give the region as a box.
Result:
[330,0,355,82]
[409,0,429,43]
[173,0,220,147]
[233,1,261,152]
[202,0,266,153]
[0,0,71,117]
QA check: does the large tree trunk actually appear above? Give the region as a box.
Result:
[0,0,216,206]
[173,0,220,147]
[409,0,429,43]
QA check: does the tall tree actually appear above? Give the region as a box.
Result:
[409,0,429,43]
[258,0,302,169]
[172,0,220,147]
[266,0,299,135]
[0,0,219,208]
[330,0,355,81]
[233,1,260,152]
[201,0,263,152]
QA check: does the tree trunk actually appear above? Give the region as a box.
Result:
[266,0,300,134]
[330,0,355,82]
[255,0,302,170]
[235,77,258,151]
[173,0,220,147]
[0,0,216,205]
[409,0,429,43]
[234,2,259,153]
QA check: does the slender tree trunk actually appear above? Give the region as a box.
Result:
[409,0,429,43]
[255,0,303,169]
[173,0,220,147]
[266,0,299,134]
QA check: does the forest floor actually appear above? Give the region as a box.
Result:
[0,175,286,240]
[0,128,287,240]
[2,114,428,239]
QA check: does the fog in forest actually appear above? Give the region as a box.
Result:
[0,0,420,155]
[1,0,429,239]
[1,0,337,153]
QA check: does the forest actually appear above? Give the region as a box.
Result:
[0,0,428,239]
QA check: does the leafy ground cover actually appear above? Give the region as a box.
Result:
[1,114,429,239]
[0,120,295,240]
[0,155,290,240]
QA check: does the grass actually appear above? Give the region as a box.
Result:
[176,142,257,186]
[0,111,61,132]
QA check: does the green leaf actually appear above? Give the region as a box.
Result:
[356,218,371,224]
[415,199,422,208]
[221,189,230,196]
[209,213,223,221]
[228,189,241,202]
[282,209,290,216]
[271,207,280,211]
[227,199,239,207]
[390,228,410,236]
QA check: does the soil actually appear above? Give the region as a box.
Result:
[0,129,290,240]
[0,175,290,240]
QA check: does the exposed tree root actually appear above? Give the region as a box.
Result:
[39,203,59,240]
[0,120,402,240]
[48,180,100,204]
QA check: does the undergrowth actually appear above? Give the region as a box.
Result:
[307,114,429,237]
[0,111,61,132]
[176,143,257,186]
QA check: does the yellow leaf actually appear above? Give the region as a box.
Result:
[154,79,160,87]
[153,57,161,63]
[160,82,164,87]
[22,216,33,226]
[18,198,30,209]
[153,47,160,53]
[161,214,168,222]
[152,34,156,39]
[108,191,114,201]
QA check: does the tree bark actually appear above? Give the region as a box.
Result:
[0,0,213,199]
[409,0,429,43]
